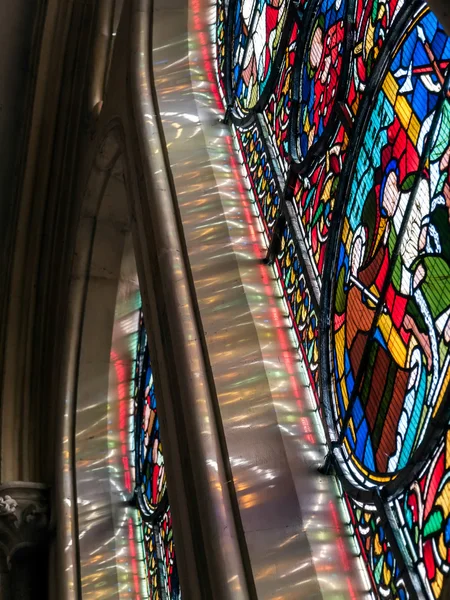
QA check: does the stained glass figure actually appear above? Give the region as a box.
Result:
[234,0,290,115]
[134,311,181,599]
[294,0,347,161]
[291,0,408,280]
[263,21,298,173]
[327,9,450,485]
[135,316,167,514]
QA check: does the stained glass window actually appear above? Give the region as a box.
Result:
[293,0,348,161]
[327,9,450,485]
[262,20,299,173]
[134,310,181,600]
[392,431,450,599]
[276,220,320,394]
[348,498,410,599]
[236,122,281,233]
[234,0,290,115]
[216,1,450,597]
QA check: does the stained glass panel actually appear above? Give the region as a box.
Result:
[329,9,450,484]
[237,123,281,233]
[142,523,161,600]
[160,507,181,600]
[135,315,167,513]
[217,0,228,98]
[292,123,348,279]
[262,21,298,174]
[276,221,320,394]
[134,312,181,599]
[234,0,290,114]
[393,431,450,599]
[295,0,347,161]
[348,498,410,599]
[345,0,406,120]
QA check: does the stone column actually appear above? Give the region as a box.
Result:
[0,483,50,600]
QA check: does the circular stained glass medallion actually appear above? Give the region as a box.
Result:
[326,8,450,488]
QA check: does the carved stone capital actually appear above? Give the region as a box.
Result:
[0,482,50,565]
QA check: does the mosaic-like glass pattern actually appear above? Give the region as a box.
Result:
[345,0,405,119]
[234,0,290,114]
[237,123,281,233]
[160,507,181,599]
[142,523,160,600]
[217,0,228,99]
[134,311,181,599]
[263,20,298,173]
[276,221,320,392]
[348,498,410,599]
[232,0,255,88]
[295,0,347,161]
[135,315,167,513]
[292,123,348,279]
[393,431,450,599]
[330,10,450,484]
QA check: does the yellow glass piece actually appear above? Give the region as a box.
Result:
[312,342,319,363]
[446,432,450,469]
[383,559,392,585]
[349,418,356,443]
[394,95,412,136]
[409,113,421,146]
[354,42,363,55]
[438,529,447,561]
[433,363,450,417]
[378,313,407,367]
[374,533,382,555]
[304,110,311,135]
[335,327,346,380]
[432,569,443,598]
[382,71,397,106]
